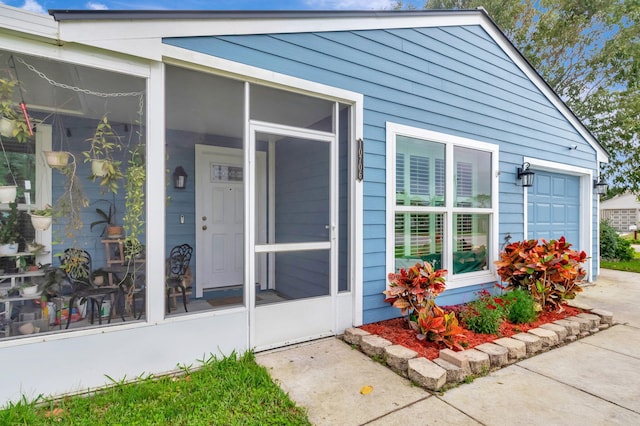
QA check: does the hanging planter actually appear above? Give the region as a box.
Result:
[30,214,52,231]
[0,116,16,138]
[83,115,123,194]
[91,159,109,177]
[43,150,72,168]
[0,185,17,203]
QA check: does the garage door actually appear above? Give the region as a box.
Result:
[528,171,580,246]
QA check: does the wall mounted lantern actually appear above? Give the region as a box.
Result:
[594,177,608,195]
[517,162,535,187]
[173,166,188,190]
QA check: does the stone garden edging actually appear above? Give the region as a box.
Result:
[342,306,614,392]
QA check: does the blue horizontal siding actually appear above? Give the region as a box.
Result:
[165,23,599,324]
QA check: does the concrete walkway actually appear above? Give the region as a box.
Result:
[256,269,640,425]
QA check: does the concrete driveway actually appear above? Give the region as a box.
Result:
[257,269,640,425]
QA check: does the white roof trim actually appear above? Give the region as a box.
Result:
[0,4,608,162]
[0,4,57,40]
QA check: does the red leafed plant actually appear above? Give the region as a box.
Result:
[494,236,587,311]
[383,261,447,316]
[415,304,465,350]
[384,261,465,350]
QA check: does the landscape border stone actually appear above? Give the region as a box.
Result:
[342,307,614,392]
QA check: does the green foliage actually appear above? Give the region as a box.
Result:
[0,201,19,244]
[123,145,145,259]
[31,204,53,217]
[600,220,634,261]
[495,237,587,311]
[0,77,33,143]
[0,351,310,425]
[502,288,538,324]
[83,115,124,194]
[601,253,640,273]
[89,199,117,237]
[460,290,505,335]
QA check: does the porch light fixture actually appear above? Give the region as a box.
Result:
[594,177,608,195]
[517,162,535,187]
[173,166,188,190]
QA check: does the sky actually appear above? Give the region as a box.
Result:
[0,0,423,14]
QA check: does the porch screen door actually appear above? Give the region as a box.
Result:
[249,122,337,350]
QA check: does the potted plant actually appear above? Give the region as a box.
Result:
[90,198,123,238]
[83,115,124,193]
[30,204,53,231]
[0,201,20,255]
[0,184,16,204]
[43,150,72,168]
[0,77,33,143]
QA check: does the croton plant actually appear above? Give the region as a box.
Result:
[494,236,587,311]
[384,261,464,350]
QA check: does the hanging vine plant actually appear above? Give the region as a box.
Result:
[53,154,89,240]
[123,144,145,259]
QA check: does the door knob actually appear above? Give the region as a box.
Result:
[202,216,207,221]
[202,225,208,230]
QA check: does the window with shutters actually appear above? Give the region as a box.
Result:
[388,123,498,286]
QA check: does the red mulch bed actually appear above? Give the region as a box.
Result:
[360,304,584,360]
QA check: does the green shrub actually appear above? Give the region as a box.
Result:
[460,290,505,334]
[502,289,538,324]
[600,220,634,261]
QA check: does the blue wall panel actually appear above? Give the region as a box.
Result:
[165,23,600,322]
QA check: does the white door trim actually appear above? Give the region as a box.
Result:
[195,144,267,296]
[523,156,594,282]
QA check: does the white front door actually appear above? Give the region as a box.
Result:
[195,145,266,296]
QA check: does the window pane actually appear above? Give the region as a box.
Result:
[454,147,491,208]
[396,136,445,207]
[453,213,489,274]
[394,212,443,271]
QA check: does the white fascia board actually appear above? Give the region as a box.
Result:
[56,14,482,42]
[0,30,150,78]
[0,5,58,40]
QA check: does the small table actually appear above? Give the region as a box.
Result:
[103,261,145,320]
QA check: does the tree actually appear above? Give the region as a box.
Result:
[408,0,639,193]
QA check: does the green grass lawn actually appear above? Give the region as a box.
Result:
[0,351,310,425]
[601,251,640,273]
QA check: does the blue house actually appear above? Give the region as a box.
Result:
[0,5,607,403]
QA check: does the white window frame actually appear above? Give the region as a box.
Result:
[386,122,499,290]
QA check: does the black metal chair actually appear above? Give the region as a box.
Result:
[166,244,193,314]
[61,248,121,329]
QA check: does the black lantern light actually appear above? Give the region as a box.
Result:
[594,177,608,195]
[173,166,188,189]
[517,162,535,188]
